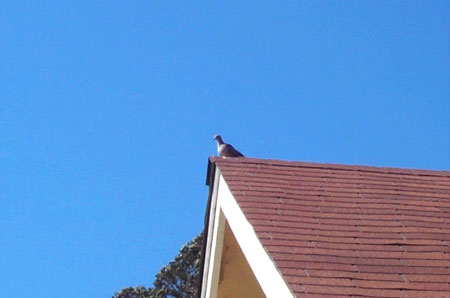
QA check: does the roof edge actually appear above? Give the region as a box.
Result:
[197,158,217,297]
[209,156,450,177]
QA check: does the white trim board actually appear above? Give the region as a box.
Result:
[201,167,224,298]
[201,168,294,298]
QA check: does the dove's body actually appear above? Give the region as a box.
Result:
[213,135,244,157]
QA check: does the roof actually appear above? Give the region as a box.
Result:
[205,156,450,298]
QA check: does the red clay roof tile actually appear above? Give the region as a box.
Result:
[210,157,450,297]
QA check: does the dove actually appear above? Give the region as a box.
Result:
[213,135,244,157]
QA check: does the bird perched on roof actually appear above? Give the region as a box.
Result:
[213,135,244,158]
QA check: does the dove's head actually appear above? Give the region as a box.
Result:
[213,134,224,144]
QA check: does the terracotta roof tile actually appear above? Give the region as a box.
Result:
[210,157,450,298]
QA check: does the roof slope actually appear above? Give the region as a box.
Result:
[210,157,450,298]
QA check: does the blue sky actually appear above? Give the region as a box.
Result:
[1,1,449,297]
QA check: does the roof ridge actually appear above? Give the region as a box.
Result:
[209,156,450,177]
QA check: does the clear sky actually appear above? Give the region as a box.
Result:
[1,1,449,297]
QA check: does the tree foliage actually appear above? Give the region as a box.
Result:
[113,286,154,298]
[114,232,203,298]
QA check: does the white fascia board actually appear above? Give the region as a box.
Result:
[216,174,294,298]
[204,208,225,298]
[200,167,225,298]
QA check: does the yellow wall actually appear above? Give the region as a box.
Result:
[217,221,266,298]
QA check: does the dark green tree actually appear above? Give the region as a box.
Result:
[113,286,154,298]
[114,232,203,298]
